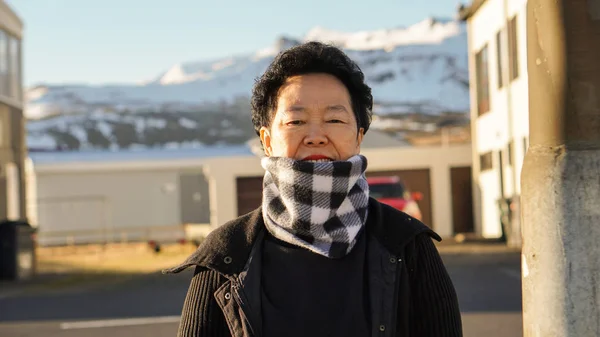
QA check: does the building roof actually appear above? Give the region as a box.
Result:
[0,0,24,33]
[245,129,410,157]
[457,0,487,21]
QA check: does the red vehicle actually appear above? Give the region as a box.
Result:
[367,176,423,221]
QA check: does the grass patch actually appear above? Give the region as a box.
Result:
[0,243,198,298]
[37,242,197,274]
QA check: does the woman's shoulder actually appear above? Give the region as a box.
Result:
[366,198,441,255]
[203,208,264,245]
[163,207,265,275]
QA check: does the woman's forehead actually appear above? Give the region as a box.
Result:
[276,74,351,106]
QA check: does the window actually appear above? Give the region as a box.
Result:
[0,30,7,96]
[8,36,20,99]
[9,106,22,151]
[475,45,490,116]
[0,104,10,148]
[480,151,493,171]
[507,140,513,166]
[508,16,519,81]
[496,29,505,88]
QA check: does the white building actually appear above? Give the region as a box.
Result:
[459,0,529,241]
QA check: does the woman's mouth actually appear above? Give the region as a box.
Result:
[302,155,333,162]
[305,158,333,163]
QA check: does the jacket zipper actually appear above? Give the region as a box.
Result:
[232,283,261,337]
[390,256,401,336]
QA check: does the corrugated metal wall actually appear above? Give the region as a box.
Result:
[34,167,211,246]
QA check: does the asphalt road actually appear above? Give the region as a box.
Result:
[444,252,522,336]
[0,251,522,337]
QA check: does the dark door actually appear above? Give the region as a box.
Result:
[450,166,474,233]
[236,176,263,216]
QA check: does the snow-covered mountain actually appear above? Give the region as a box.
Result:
[26,17,470,151]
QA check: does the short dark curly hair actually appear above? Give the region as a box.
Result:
[251,41,373,136]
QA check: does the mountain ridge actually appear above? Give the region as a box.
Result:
[25,17,471,151]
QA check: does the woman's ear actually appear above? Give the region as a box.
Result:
[260,127,272,156]
[356,127,364,152]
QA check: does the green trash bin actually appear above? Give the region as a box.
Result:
[0,221,37,281]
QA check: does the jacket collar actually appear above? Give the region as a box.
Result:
[163,198,441,277]
[162,208,263,277]
[366,198,441,254]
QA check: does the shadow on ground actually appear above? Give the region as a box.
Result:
[0,249,523,325]
[443,252,522,313]
[0,243,198,322]
[0,268,194,322]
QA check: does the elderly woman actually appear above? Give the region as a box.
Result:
[165,41,462,337]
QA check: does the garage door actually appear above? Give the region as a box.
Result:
[237,169,433,229]
[365,169,433,229]
[450,166,474,233]
[237,177,264,216]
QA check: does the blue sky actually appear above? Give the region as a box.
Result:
[7,0,463,86]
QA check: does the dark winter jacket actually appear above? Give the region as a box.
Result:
[163,198,463,337]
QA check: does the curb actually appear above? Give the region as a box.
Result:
[436,243,521,254]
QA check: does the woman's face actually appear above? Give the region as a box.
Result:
[259,73,364,162]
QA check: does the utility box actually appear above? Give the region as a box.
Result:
[0,221,37,281]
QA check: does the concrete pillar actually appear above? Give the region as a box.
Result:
[521,0,600,336]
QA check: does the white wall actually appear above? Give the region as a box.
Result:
[5,161,20,220]
[510,5,530,194]
[25,157,38,227]
[467,0,529,238]
[201,156,264,232]
[34,165,186,245]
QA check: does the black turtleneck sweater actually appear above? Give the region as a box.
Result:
[260,231,370,337]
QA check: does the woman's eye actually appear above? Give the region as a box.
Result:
[328,119,343,123]
[287,120,303,125]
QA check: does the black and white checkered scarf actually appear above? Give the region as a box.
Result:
[261,154,370,258]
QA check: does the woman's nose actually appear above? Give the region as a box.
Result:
[303,125,328,146]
